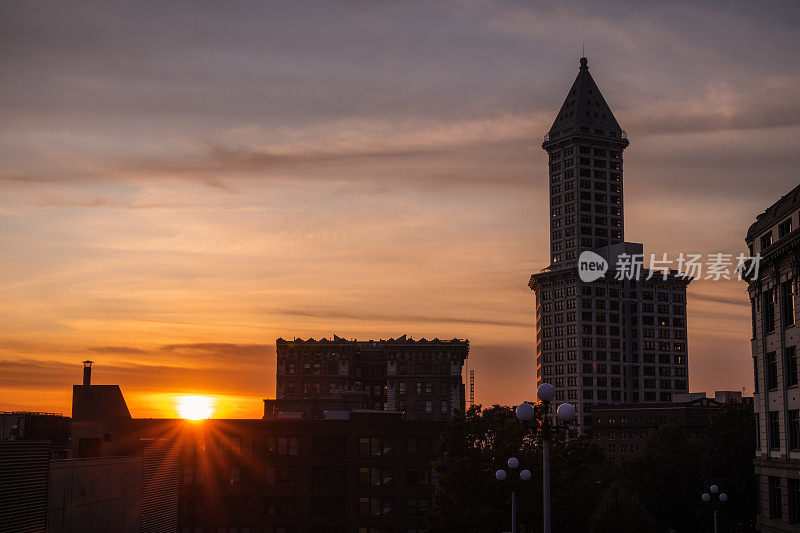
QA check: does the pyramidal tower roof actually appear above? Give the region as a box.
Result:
[547,57,623,138]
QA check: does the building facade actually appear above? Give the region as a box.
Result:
[746,185,800,531]
[64,333,466,533]
[274,336,469,421]
[592,397,722,465]
[168,413,441,533]
[529,58,691,433]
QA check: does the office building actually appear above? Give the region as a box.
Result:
[529,58,691,433]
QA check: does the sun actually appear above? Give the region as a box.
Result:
[175,395,215,420]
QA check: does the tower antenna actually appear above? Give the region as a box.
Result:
[582,42,585,57]
[469,369,475,408]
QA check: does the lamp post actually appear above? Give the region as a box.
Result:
[515,383,576,533]
[495,457,531,533]
[701,484,727,533]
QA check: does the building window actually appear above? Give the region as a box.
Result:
[440,400,449,413]
[182,465,204,484]
[765,289,776,332]
[761,232,773,250]
[754,357,759,393]
[769,476,782,519]
[406,467,431,486]
[359,467,392,487]
[425,401,432,413]
[228,466,241,485]
[788,347,798,387]
[399,382,407,394]
[407,437,438,458]
[756,413,761,450]
[784,280,796,327]
[789,478,800,524]
[359,437,392,456]
[768,352,778,389]
[406,498,431,516]
[779,218,793,238]
[267,437,299,456]
[358,497,392,517]
[769,411,781,450]
[265,497,296,516]
[265,466,296,486]
[790,411,800,450]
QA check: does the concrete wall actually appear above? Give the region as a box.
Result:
[47,455,141,533]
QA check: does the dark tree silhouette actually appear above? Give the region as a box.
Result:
[589,481,658,532]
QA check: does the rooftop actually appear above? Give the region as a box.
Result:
[746,183,800,241]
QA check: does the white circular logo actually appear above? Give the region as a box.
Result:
[578,251,608,282]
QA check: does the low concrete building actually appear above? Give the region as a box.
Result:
[47,455,142,533]
[0,440,50,533]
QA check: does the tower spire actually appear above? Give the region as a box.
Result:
[544,57,624,142]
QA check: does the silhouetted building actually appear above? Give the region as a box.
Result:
[1,411,70,458]
[48,455,143,533]
[148,412,441,533]
[272,335,469,421]
[66,333,465,533]
[0,440,50,533]
[592,397,722,464]
[529,58,691,433]
[60,370,180,532]
[672,390,753,405]
[745,184,800,531]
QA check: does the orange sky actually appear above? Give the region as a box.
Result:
[1,1,799,418]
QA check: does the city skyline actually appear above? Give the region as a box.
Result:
[2,1,800,418]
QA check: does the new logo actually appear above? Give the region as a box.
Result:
[578,250,608,282]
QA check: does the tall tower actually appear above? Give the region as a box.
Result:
[530,58,690,436]
[543,57,628,267]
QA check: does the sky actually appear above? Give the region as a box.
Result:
[1,0,799,418]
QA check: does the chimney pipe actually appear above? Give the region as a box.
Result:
[82,360,93,386]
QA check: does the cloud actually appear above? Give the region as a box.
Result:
[270,308,531,329]
[0,358,272,398]
[0,0,794,416]
[689,292,749,307]
[161,343,273,361]
[89,345,149,355]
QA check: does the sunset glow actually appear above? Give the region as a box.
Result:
[175,395,215,420]
[0,2,798,419]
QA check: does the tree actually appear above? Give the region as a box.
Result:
[428,404,540,532]
[429,404,611,533]
[698,402,757,531]
[589,481,657,533]
[621,424,704,531]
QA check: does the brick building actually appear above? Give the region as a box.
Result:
[592,397,722,464]
[273,336,469,421]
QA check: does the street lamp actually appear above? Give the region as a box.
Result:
[516,383,576,533]
[701,484,727,533]
[495,457,531,533]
